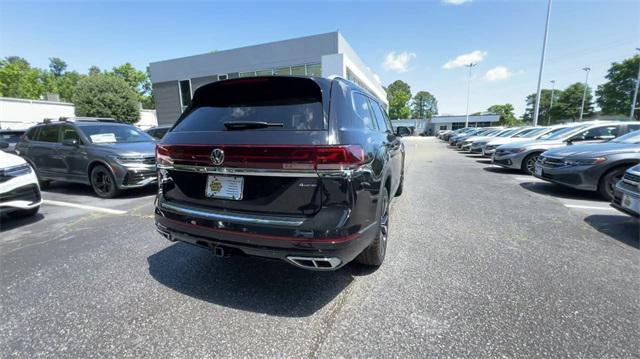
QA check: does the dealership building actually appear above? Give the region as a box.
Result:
[149,32,387,125]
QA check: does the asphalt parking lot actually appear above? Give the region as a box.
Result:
[1,137,638,358]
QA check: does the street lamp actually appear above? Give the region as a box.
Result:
[547,80,556,125]
[629,48,640,120]
[533,0,553,127]
[464,62,477,128]
[579,67,591,121]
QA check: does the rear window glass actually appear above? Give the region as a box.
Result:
[351,93,377,130]
[173,77,326,132]
[0,131,24,142]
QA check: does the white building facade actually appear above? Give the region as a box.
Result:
[148,32,387,125]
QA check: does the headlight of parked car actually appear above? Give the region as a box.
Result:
[563,157,607,166]
[109,155,148,166]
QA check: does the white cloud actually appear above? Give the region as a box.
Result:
[442,50,487,69]
[442,0,472,5]
[484,66,513,81]
[383,51,416,73]
[373,73,381,83]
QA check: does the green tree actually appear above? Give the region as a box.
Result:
[555,82,593,121]
[110,63,154,109]
[596,55,640,120]
[387,80,411,119]
[410,91,438,119]
[0,56,43,99]
[487,104,518,126]
[523,89,562,124]
[48,57,67,77]
[88,66,101,76]
[73,74,139,123]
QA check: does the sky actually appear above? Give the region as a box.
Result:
[1,0,638,116]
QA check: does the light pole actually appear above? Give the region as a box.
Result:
[464,62,477,128]
[547,80,556,125]
[579,67,591,121]
[629,48,640,120]
[533,0,553,126]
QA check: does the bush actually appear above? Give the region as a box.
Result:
[73,74,139,124]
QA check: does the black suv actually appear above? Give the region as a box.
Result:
[155,76,405,270]
[15,118,157,198]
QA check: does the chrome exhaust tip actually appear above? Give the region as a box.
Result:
[286,256,342,270]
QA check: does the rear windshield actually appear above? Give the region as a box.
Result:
[173,77,326,132]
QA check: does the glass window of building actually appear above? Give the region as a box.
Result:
[255,70,273,76]
[218,74,228,80]
[306,63,321,76]
[179,80,192,110]
[227,72,239,79]
[239,71,256,78]
[275,67,290,76]
[291,65,305,76]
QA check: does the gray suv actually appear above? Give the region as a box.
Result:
[15,118,157,198]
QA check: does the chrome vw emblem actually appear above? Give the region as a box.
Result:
[211,148,225,166]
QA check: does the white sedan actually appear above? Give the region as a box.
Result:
[0,149,42,217]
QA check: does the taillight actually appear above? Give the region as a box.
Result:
[156,144,173,168]
[316,145,365,170]
[156,145,366,171]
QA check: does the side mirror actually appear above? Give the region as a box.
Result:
[0,142,9,149]
[62,138,79,146]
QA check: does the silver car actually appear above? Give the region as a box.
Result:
[469,127,525,154]
[492,121,640,175]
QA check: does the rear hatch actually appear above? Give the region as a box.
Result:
[158,77,346,217]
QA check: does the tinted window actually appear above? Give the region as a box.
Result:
[62,125,81,142]
[370,99,390,132]
[611,129,640,144]
[173,77,326,132]
[179,80,192,109]
[26,127,38,140]
[37,125,60,142]
[352,93,377,130]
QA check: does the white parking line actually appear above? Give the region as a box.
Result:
[563,204,616,211]
[43,200,127,215]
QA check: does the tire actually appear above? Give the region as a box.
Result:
[355,187,390,267]
[12,206,39,218]
[521,152,541,175]
[598,167,627,201]
[90,165,121,198]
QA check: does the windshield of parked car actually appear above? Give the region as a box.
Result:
[496,128,520,137]
[79,124,154,143]
[539,125,589,140]
[516,127,548,138]
[512,128,540,138]
[0,131,24,143]
[610,130,640,144]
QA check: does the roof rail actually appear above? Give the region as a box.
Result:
[57,117,119,123]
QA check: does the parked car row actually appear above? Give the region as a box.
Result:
[439,121,640,218]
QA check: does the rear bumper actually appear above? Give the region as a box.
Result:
[154,201,378,270]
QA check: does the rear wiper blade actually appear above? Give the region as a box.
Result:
[223,121,284,130]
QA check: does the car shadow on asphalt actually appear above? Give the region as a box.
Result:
[482,166,521,175]
[42,182,156,199]
[519,182,606,201]
[475,159,493,165]
[584,215,639,249]
[0,212,45,232]
[147,242,360,317]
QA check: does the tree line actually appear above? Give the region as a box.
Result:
[385,54,640,125]
[0,56,153,123]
